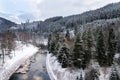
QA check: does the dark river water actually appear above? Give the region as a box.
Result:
[9,51,50,80]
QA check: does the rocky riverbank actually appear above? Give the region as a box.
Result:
[15,59,31,74]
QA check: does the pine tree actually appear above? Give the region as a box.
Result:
[54,42,61,56]
[48,34,52,52]
[76,76,79,80]
[110,66,119,80]
[65,30,70,41]
[79,73,83,80]
[91,68,99,80]
[58,44,69,68]
[96,29,106,66]
[54,33,60,55]
[48,33,60,55]
[50,41,56,54]
[82,28,94,65]
[76,74,83,80]
[82,30,88,50]
[55,32,60,41]
[85,68,99,80]
[0,35,6,64]
[73,33,85,69]
[74,24,78,36]
[107,28,117,66]
[86,28,93,56]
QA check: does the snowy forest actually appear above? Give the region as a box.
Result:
[0,1,120,80]
[48,22,120,80]
[46,2,120,80]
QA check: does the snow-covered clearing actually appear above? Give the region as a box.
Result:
[0,42,38,80]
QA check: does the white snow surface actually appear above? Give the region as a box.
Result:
[0,42,38,80]
[38,38,48,46]
[114,53,120,59]
[99,67,111,80]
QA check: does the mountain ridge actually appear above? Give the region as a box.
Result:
[1,2,120,33]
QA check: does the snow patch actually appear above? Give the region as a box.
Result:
[114,53,120,59]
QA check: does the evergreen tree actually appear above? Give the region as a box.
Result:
[82,28,94,65]
[55,32,60,41]
[86,28,93,56]
[76,74,83,80]
[96,29,106,66]
[54,33,60,55]
[0,35,6,64]
[48,34,52,52]
[50,41,56,54]
[85,68,99,80]
[48,33,60,55]
[91,68,99,80]
[82,30,88,50]
[73,33,85,69]
[54,42,61,56]
[74,24,78,36]
[107,28,117,66]
[65,30,70,41]
[110,66,119,80]
[76,76,79,80]
[79,73,83,80]
[58,44,69,68]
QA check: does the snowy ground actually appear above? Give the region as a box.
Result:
[46,53,119,80]
[0,42,38,80]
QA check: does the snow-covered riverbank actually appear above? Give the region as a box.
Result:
[46,53,57,80]
[0,42,38,80]
[15,58,31,74]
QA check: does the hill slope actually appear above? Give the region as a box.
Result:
[13,2,120,34]
[0,17,16,32]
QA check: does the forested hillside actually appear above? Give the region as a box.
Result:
[0,1,120,80]
[11,2,120,35]
[0,17,16,32]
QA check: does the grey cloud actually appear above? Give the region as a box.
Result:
[37,0,89,19]
[0,0,120,23]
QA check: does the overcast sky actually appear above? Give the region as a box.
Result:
[0,0,120,23]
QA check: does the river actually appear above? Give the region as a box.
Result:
[9,50,50,80]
